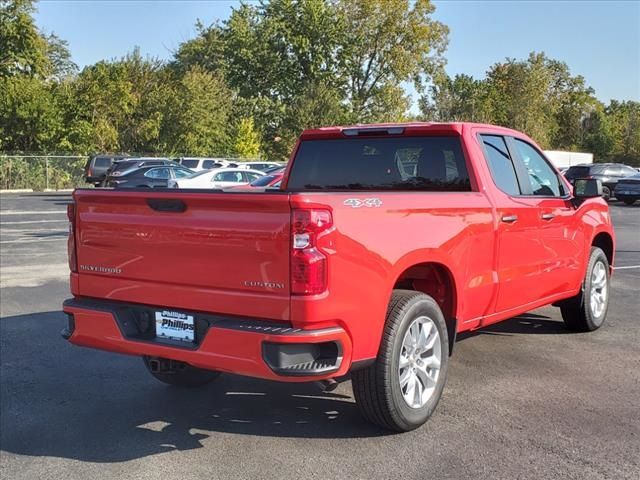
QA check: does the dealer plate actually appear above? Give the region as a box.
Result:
[155,310,195,343]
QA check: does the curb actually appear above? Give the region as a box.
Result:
[0,189,33,193]
[44,189,74,192]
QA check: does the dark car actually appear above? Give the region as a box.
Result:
[613,173,640,205]
[106,165,194,188]
[103,158,180,184]
[84,154,128,186]
[564,163,638,200]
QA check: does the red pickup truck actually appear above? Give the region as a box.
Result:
[62,123,614,431]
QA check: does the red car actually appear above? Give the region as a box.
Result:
[63,123,614,431]
[226,171,284,191]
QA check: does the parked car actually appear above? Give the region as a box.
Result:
[176,158,237,171]
[563,163,638,200]
[236,161,283,172]
[168,168,264,189]
[263,165,287,174]
[104,158,180,184]
[84,154,128,186]
[106,165,194,188]
[64,122,614,432]
[226,172,284,191]
[613,173,640,205]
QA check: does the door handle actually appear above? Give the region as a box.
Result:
[541,213,555,221]
[146,198,187,213]
[501,214,518,223]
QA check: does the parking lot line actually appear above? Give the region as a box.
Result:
[0,210,67,215]
[0,219,67,225]
[0,237,67,244]
[614,265,640,270]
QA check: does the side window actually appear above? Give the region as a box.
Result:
[145,168,170,179]
[513,139,563,196]
[214,171,242,182]
[202,160,217,169]
[480,135,521,196]
[173,168,192,178]
[244,172,261,182]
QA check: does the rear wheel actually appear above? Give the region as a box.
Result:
[352,290,449,432]
[602,186,611,201]
[143,356,220,387]
[560,247,610,332]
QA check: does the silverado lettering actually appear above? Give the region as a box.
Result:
[62,122,614,432]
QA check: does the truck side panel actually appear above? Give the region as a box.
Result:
[290,192,495,362]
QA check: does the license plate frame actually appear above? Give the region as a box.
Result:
[155,310,195,343]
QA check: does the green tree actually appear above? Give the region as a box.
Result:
[421,73,491,122]
[174,0,448,159]
[0,75,61,151]
[231,116,262,158]
[0,0,48,78]
[336,0,448,121]
[163,66,233,156]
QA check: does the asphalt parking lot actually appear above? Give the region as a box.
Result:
[1,192,639,480]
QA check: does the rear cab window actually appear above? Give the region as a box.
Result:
[287,136,472,191]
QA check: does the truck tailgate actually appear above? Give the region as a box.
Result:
[73,189,291,320]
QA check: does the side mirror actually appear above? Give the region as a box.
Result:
[573,178,603,204]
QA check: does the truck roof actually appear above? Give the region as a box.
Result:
[300,122,526,140]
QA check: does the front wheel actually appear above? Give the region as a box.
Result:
[560,247,610,332]
[602,186,611,201]
[352,290,449,432]
[622,198,637,206]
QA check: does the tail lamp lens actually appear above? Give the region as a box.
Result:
[291,209,332,295]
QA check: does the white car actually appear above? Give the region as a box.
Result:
[236,161,283,172]
[168,168,264,189]
[177,158,239,172]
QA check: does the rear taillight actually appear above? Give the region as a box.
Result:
[291,209,332,295]
[67,203,77,273]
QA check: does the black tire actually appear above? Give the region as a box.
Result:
[622,198,636,206]
[143,357,220,387]
[602,186,611,201]
[352,290,449,432]
[560,247,610,332]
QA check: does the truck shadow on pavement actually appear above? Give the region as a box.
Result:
[456,312,575,343]
[1,309,577,462]
[0,311,386,463]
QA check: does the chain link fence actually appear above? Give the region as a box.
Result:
[0,155,89,191]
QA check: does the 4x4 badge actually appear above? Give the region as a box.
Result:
[343,198,383,208]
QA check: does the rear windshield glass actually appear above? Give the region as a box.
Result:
[564,166,592,178]
[111,161,137,172]
[287,136,471,191]
[93,158,112,167]
[180,159,199,168]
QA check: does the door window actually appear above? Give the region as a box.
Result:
[480,135,521,196]
[513,139,564,196]
[173,168,192,178]
[145,168,170,179]
[214,171,243,182]
[243,172,262,182]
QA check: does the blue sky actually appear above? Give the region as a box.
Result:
[35,0,640,105]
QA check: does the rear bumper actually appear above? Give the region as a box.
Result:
[62,297,352,382]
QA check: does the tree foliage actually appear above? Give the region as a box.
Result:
[0,0,638,171]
